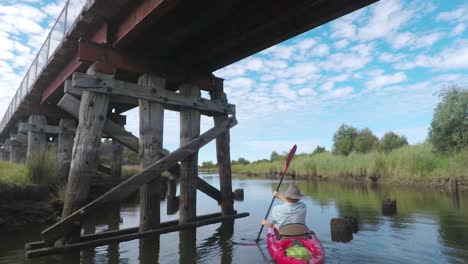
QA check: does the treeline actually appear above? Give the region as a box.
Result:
[227,86,468,186]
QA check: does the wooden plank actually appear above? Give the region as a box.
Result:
[68,73,235,115]
[41,116,237,244]
[60,65,111,244]
[138,74,165,231]
[98,164,112,175]
[179,84,201,224]
[58,118,76,181]
[26,115,47,160]
[210,79,235,215]
[19,122,63,134]
[25,212,225,251]
[10,133,27,145]
[197,177,221,203]
[28,212,249,258]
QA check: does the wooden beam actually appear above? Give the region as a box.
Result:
[58,93,179,179]
[197,177,221,203]
[19,122,73,135]
[67,73,235,115]
[26,115,47,160]
[58,94,140,152]
[138,74,165,231]
[41,116,237,244]
[58,118,76,181]
[179,84,201,224]
[210,79,235,215]
[10,133,27,145]
[59,65,111,244]
[26,212,226,251]
[27,212,248,258]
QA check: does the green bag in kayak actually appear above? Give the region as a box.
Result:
[285,245,313,260]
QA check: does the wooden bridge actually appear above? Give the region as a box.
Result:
[0,0,378,258]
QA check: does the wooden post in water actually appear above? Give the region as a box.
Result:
[179,84,201,223]
[60,65,111,243]
[110,138,124,179]
[58,118,76,182]
[138,74,165,231]
[26,115,47,160]
[210,78,234,216]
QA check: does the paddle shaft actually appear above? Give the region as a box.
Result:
[255,170,287,242]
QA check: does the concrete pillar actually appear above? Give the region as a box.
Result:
[27,115,47,160]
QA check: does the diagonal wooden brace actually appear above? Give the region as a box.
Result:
[41,115,237,244]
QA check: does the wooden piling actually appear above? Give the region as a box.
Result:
[179,84,201,223]
[26,115,47,160]
[60,65,111,243]
[330,218,353,242]
[110,139,124,179]
[210,78,235,216]
[9,139,23,163]
[58,118,76,181]
[138,74,165,231]
[381,199,397,216]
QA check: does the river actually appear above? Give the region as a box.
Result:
[0,172,467,263]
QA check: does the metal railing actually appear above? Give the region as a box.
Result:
[0,0,88,134]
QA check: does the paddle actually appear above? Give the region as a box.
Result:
[256,144,297,242]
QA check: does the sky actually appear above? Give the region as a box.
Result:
[0,0,467,163]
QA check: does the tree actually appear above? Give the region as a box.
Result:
[311,145,327,155]
[236,157,250,165]
[379,132,408,153]
[201,161,216,169]
[355,128,379,153]
[428,86,468,152]
[332,124,358,155]
[270,151,282,161]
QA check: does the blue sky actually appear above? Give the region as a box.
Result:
[1,0,468,163]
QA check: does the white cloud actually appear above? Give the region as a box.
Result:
[310,44,329,57]
[437,6,468,22]
[390,32,443,50]
[379,52,406,63]
[451,23,465,36]
[321,43,373,72]
[323,87,354,100]
[366,72,407,90]
[396,40,468,70]
[358,0,412,41]
[334,39,349,49]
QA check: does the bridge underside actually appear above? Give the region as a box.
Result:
[0,0,377,139]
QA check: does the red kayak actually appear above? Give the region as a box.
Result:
[267,225,325,264]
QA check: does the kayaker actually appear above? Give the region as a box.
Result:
[261,184,306,230]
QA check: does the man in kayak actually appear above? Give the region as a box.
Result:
[261,184,306,230]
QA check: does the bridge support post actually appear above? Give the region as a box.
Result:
[58,118,77,182]
[10,139,23,163]
[60,65,111,244]
[110,139,124,179]
[179,84,201,223]
[210,78,235,216]
[3,140,11,162]
[138,74,165,231]
[27,115,47,160]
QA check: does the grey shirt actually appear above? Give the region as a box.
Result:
[269,201,307,228]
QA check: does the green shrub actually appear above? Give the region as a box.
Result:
[0,161,30,185]
[26,148,60,185]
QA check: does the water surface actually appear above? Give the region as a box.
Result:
[1,173,467,263]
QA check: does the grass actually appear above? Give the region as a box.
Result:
[0,161,30,185]
[26,148,61,185]
[233,143,468,185]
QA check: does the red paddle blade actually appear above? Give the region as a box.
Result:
[282,144,297,174]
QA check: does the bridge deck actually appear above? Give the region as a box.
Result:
[0,0,378,139]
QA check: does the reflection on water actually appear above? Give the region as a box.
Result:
[1,174,467,263]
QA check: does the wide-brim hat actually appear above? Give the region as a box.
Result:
[283,184,304,200]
